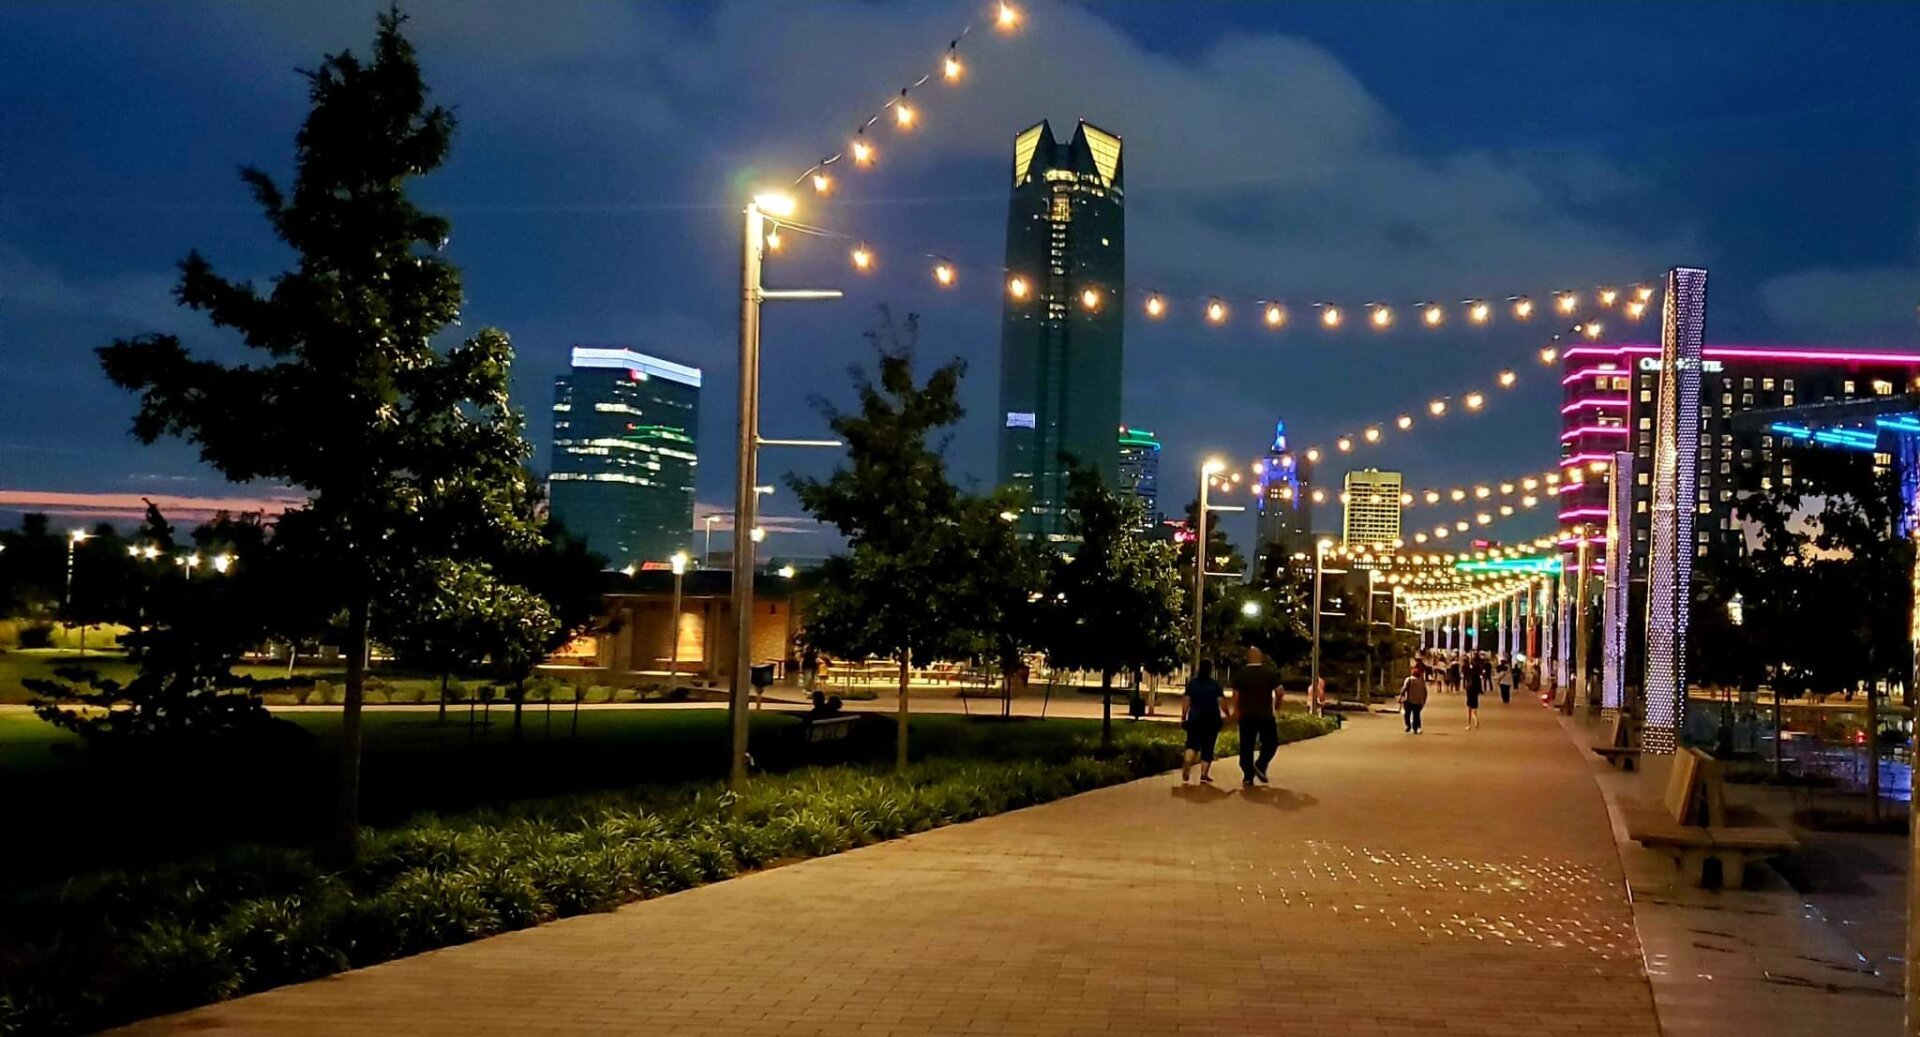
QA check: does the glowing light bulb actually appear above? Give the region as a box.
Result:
[1522,494,1537,507]
[1583,321,1603,339]
[934,262,955,286]
[944,54,963,80]
[1400,493,1414,505]
[1305,448,1321,463]
[1539,346,1558,364]
[1497,370,1517,387]
[1468,301,1490,323]
[1371,305,1392,328]
[852,245,873,270]
[1414,533,1429,544]
[1474,486,1490,499]
[1311,489,1326,503]
[1007,275,1029,299]
[852,140,875,165]
[1450,489,1466,502]
[997,2,1019,29]
[1396,414,1413,430]
[1264,303,1285,327]
[1521,477,1538,490]
[1456,520,1470,532]
[1500,482,1515,494]
[811,172,832,194]
[1424,490,1440,504]
[1513,297,1533,319]
[1589,459,1609,472]
[1423,304,1444,326]
[1500,505,1514,516]
[895,102,916,129]
[1557,292,1577,314]
[1146,294,1165,318]
[1207,299,1228,324]
[1626,300,1646,320]
[1465,392,1485,410]
[765,228,783,250]
[1476,514,1492,525]
[1364,427,1381,443]
[1080,287,1101,311]
[1429,399,1447,416]
[1336,437,1353,452]
[1600,287,1619,306]
[1322,305,1342,328]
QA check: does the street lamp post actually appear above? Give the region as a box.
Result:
[1365,568,1379,705]
[1572,525,1593,712]
[1312,538,1333,691]
[1193,459,1226,674]
[65,530,89,657]
[668,550,688,683]
[731,193,842,789]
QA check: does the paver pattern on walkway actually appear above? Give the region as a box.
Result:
[121,698,1659,1036]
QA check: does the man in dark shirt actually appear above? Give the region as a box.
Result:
[1230,647,1283,786]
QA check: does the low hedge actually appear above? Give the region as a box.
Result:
[0,715,1332,1034]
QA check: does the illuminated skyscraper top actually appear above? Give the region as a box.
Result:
[1256,418,1313,564]
[995,119,1124,540]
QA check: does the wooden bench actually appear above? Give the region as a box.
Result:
[1623,748,1797,889]
[1591,713,1641,771]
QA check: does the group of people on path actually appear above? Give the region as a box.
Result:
[1400,649,1526,733]
[1177,647,1284,787]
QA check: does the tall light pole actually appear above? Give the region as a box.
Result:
[1572,524,1593,711]
[1193,458,1226,673]
[65,530,90,657]
[1364,568,1379,704]
[731,192,842,789]
[668,550,688,682]
[1312,538,1333,690]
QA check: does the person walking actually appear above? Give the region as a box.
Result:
[1180,660,1225,784]
[1463,652,1484,729]
[1445,656,1462,695]
[1230,647,1283,786]
[1496,656,1514,705]
[1308,676,1328,717]
[1400,663,1429,733]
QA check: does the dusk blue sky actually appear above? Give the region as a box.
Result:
[3,1,1916,554]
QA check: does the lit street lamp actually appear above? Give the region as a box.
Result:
[1193,458,1226,674]
[668,550,688,682]
[732,191,842,788]
[65,530,89,657]
[1240,599,1261,618]
[1312,538,1333,691]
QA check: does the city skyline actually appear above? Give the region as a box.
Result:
[4,3,1919,559]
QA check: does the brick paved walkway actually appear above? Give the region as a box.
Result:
[120,699,1659,1036]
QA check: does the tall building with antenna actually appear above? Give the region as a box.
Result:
[995,119,1125,539]
[1255,418,1313,566]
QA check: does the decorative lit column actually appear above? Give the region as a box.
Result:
[1642,266,1708,755]
[1601,451,1633,716]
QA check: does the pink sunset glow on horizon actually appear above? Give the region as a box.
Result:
[0,489,308,524]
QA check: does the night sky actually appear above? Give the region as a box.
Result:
[3,1,1916,555]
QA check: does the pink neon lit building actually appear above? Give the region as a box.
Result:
[1559,343,1920,572]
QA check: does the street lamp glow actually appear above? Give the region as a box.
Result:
[1635,284,1655,302]
[998,510,1018,522]
[69,529,89,543]
[1202,457,1227,476]
[1304,447,1321,463]
[1464,391,1485,410]
[211,553,234,574]
[1556,291,1578,314]
[1241,600,1262,618]
[1363,426,1381,443]
[1626,300,1647,319]
[778,565,796,579]
[753,192,796,218]
[1423,304,1444,326]
[764,228,782,251]
[1336,436,1353,452]
[670,551,689,576]
[1583,321,1603,339]
[1497,370,1517,387]
[1317,538,1334,553]
[1599,287,1619,306]
[894,102,916,129]
[1539,346,1558,364]
[749,527,766,543]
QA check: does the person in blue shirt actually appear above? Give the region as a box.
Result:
[1180,659,1226,784]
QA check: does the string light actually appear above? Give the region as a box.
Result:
[1305,448,1322,463]
[1364,427,1381,443]
[1625,300,1646,320]
[1423,304,1444,326]
[1635,284,1654,302]
[1429,399,1447,416]
[1464,392,1485,410]
[1007,275,1028,299]
[1396,414,1414,430]
[852,140,875,166]
[943,53,963,80]
[1599,287,1618,306]
[1080,286,1101,311]
[1207,299,1228,324]
[852,244,873,270]
[765,228,783,251]
[1513,297,1533,319]
[1540,346,1559,364]
[1337,436,1353,452]
[1322,305,1342,328]
[895,100,917,129]
[997,2,1019,30]
[1583,321,1603,339]
[1265,303,1286,328]
[1146,293,1166,318]
[1556,291,1578,314]
[811,173,832,194]
[1371,305,1393,328]
[934,262,955,286]
[1469,301,1491,324]
[1497,370,1517,387]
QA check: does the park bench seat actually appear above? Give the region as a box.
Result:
[1591,714,1641,771]
[1623,748,1796,888]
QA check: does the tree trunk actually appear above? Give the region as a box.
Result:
[331,596,370,864]
[896,649,911,772]
[1101,669,1114,745]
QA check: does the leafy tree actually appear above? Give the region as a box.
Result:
[95,10,539,857]
[1043,465,1185,743]
[0,513,64,621]
[790,313,975,770]
[948,489,1047,715]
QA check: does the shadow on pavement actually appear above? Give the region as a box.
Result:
[1232,785,1317,810]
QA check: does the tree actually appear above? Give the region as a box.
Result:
[1044,465,1185,743]
[790,313,975,770]
[948,489,1047,716]
[95,10,539,858]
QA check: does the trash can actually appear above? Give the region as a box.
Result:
[750,663,775,689]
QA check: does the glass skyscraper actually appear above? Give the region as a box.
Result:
[1117,424,1160,529]
[548,346,700,570]
[995,119,1125,539]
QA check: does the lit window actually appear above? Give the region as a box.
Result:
[1784,378,1795,391]
[1742,378,1753,390]
[1638,417,1651,429]
[1783,394,1794,406]
[1844,380,1856,394]
[1639,390,1652,403]
[1762,378,1775,391]
[1637,471,1649,485]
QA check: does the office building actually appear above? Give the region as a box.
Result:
[1117,425,1161,528]
[1255,419,1314,565]
[996,119,1126,539]
[549,346,701,570]
[1342,469,1403,548]
[1558,343,1920,571]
